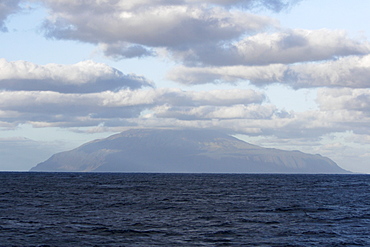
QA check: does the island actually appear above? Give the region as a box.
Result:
[30,128,349,173]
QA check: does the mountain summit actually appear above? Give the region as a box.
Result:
[30,128,348,173]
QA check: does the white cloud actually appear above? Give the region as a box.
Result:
[38,0,276,59]
[0,59,152,92]
[167,64,287,85]
[0,88,266,127]
[108,0,299,11]
[127,106,369,139]
[152,104,277,120]
[100,88,265,107]
[317,88,370,112]
[177,29,370,66]
[43,3,272,46]
[2,84,368,141]
[185,89,265,105]
[169,54,370,89]
[285,55,370,88]
[237,29,370,64]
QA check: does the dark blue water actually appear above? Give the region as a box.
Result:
[0,173,369,246]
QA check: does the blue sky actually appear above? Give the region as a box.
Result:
[1,0,370,173]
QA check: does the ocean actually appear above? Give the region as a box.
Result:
[0,172,369,246]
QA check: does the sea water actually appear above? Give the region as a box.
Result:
[0,172,369,246]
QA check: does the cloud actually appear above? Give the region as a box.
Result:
[173,29,370,66]
[100,88,265,107]
[221,0,301,12]
[317,88,370,112]
[100,43,154,59]
[42,4,272,46]
[169,54,370,89]
[150,104,277,120]
[167,64,287,85]
[38,0,298,11]
[0,88,265,127]
[284,55,370,88]
[184,88,265,105]
[0,0,21,31]
[0,59,152,93]
[38,0,277,59]
[122,98,370,139]
[2,86,365,145]
[2,70,368,140]
[35,0,367,67]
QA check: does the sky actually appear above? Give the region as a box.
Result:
[1,0,370,173]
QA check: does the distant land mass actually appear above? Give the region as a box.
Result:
[30,128,349,173]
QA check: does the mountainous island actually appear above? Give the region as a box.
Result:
[30,128,349,173]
